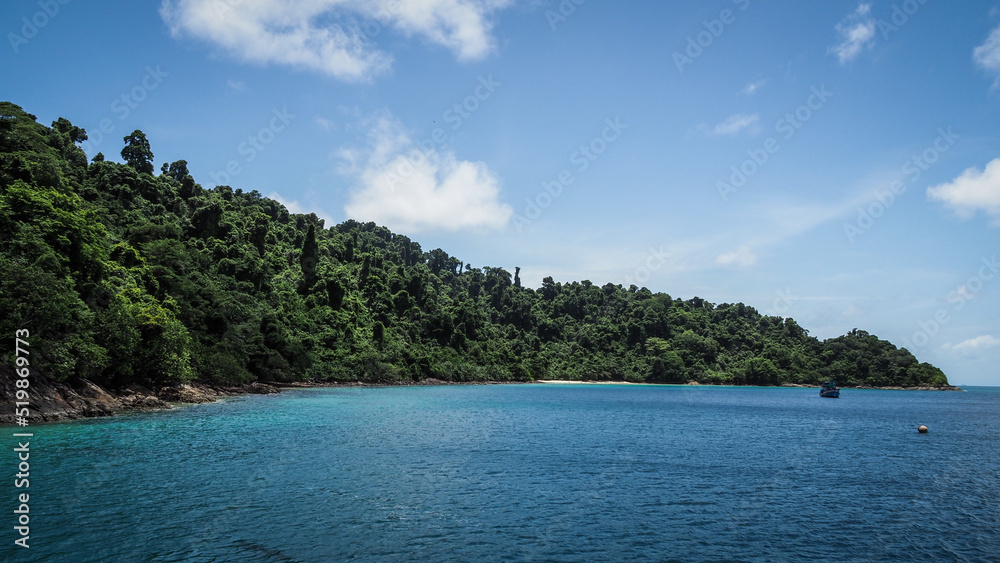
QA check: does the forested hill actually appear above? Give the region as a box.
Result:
[0,102,950,389]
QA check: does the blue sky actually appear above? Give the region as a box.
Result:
[3,0,999,386]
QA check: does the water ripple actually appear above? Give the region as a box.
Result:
[10,385,1000,562]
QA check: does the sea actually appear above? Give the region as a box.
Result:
[6,384,1000,562]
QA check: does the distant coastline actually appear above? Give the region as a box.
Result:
[1,103,954,403]
[0,373,962,426]
[536,380,963,391]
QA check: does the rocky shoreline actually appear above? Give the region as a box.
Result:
[0,368,280,426]
[0,373,533,425]
[0,372,964,426]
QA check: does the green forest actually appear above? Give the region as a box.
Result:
[0,102,950,389]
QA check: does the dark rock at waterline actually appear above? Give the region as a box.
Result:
[0,370,118,423]
[0,366,281,425]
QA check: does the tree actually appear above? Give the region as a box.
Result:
[164,159,189,182]
[0,105,953,390]
[742,357,779,386]
[52,117,87,143]
[300,224,319,286]
[121,130,154,175]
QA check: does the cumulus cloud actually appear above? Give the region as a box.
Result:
[927,158,1000,226]
[703,113,760,137]
[340,112,512,233]
[974,23,1000,89]
[160,0,511,81]
[716,246,757,268]
[946,335,1000,351]
[384,0,512,61]
[830,3,875,64]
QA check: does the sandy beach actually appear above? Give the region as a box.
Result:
[535,380,646,385]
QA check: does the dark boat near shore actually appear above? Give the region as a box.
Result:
[820,381,840,398]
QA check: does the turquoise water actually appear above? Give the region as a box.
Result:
[6,384,1000,562]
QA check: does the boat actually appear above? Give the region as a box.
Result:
[820,381,840,398]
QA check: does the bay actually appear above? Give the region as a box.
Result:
[9,384,1000,562]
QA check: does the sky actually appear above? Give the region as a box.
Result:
[2,0,999,386]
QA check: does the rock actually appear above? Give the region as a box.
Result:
[241,382,280,395]
[0,368,239,424]
[118,394,170,411]
[0,368,120,423]
[157,383,220,404]
[418,378,450,386]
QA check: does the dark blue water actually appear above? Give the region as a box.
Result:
[6,384,1000,562]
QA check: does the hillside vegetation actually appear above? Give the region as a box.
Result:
[0,102,949,389]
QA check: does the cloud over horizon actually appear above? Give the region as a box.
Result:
[946,335,1000,351]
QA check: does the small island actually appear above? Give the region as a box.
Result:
[0,102,955,422]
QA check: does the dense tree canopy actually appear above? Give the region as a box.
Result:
[0,102,950,388]
[120,130,154,176]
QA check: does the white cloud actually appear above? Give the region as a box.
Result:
[742,80,765,96]
[383,0,512,62]
[267,192,335,227]
[946,335,1000,351]
[160,0,511,82]
[315,116,336,131]
[341,112,512,233]
[927,158,1000,226]
[704,113,760,137]
[830,3,875,64]
[716,246,757,268]
[974,23,1000,89]
[226,79,245,92]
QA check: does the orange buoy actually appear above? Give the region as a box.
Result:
[917,425,928,433]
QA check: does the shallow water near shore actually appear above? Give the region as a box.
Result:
[9,384,1000,562]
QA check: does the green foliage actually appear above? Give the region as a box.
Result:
[0,102,952,389]
[121,130,154,175]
